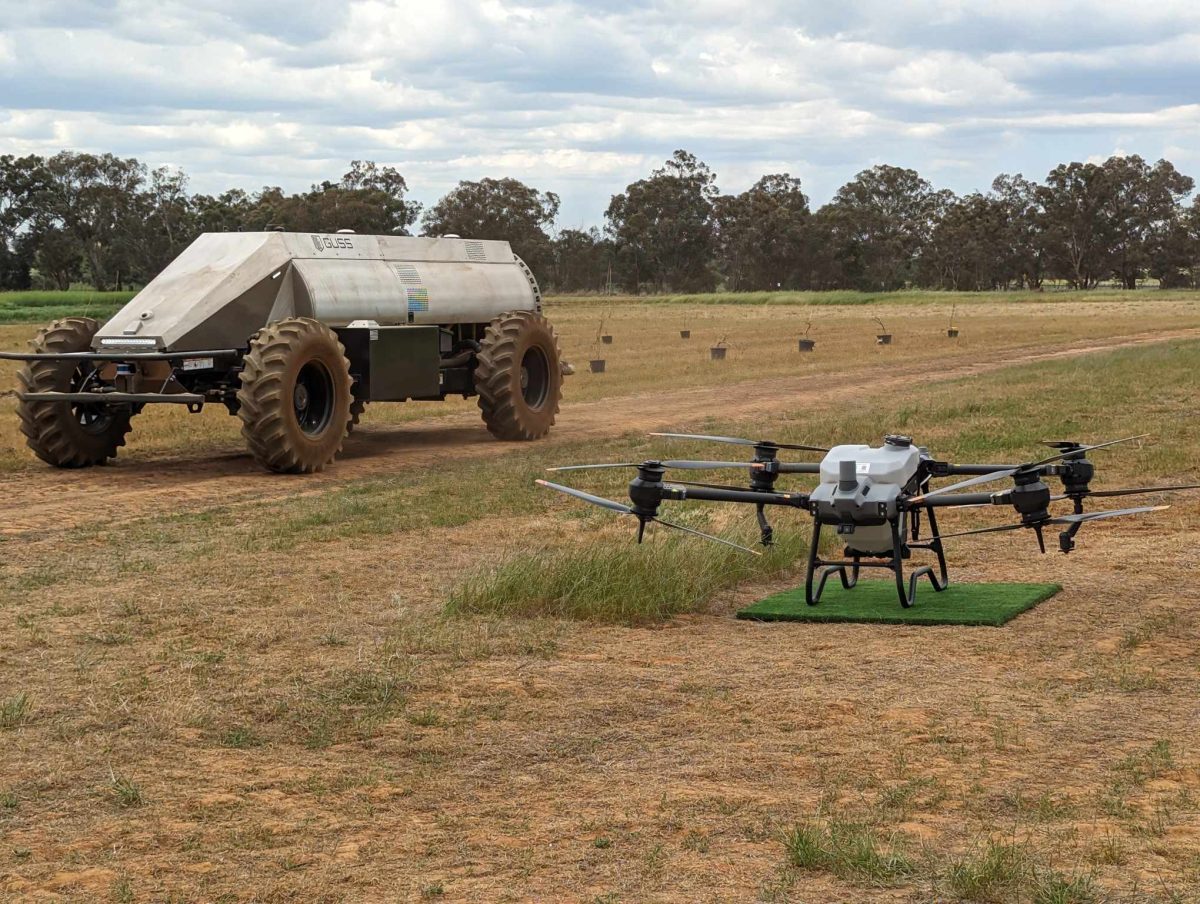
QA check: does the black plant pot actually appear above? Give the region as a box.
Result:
[798,338,816,351]
[589,359,606,373]
[947,327,959,338]
[876,334,893,345]
[710,346,727,360]
[680,330,691,339]
[601,334,613,344]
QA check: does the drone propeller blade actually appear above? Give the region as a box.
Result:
[535,479,634,515]
[536,480,762,556]
[915,434,1153,503]
[1028,434,1150,468]
[932,522,1029,540]
[649,432,827,453]
[912,468,1018,502]
[663,460,766,471]
[545,462,641,472]
[934,504,1168,541]
[652,518,762,555]
[1053,483,1200,500]
[1048,505,1169,525]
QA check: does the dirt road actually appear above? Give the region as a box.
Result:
[1,327,1195,535]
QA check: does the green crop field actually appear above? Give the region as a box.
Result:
[0,290,135,324]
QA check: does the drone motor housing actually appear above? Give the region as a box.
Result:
[809,441,922,553]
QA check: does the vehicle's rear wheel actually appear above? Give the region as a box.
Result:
[237,318,352,473]
[17,317,134,467]
[475,311,563,440]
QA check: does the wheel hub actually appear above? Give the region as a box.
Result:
[519,347,549,408]
[292,360,334,436]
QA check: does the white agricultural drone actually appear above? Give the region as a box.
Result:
[539,433,1198,607]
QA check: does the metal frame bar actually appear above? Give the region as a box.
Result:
[17,391,206,404]
[0,349,242,362]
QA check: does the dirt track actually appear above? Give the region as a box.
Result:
[2,326,1196,536]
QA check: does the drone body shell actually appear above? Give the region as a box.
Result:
[808,442,922,553]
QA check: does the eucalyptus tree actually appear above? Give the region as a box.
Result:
[820,165,941,291]
[1099,155,1193,288]
[423,177,559,277]
[714,173,810,291]
[605,150,718,293]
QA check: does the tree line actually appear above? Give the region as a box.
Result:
[1,149,1197,294]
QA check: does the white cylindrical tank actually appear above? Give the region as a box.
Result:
[94,232,543,351]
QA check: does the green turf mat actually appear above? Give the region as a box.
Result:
[737,580,1061,626]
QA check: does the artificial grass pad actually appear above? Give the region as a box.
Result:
[737,580,1061,626]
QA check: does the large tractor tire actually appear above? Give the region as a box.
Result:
[17,317,134,468]
[237,318,352,473]
[475,311,563,440]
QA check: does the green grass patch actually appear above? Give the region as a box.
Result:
[943,839,1096,903]
[108,771,145,809]
[447,528,807,624]
[784,818,917,885]
[0,694,31,729]
[738,581,1061,626]
[0,290,134,324]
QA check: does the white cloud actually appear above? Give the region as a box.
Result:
[887,53,1025,107]
[0,0,1197,221]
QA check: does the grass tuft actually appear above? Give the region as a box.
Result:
[0,694,32,729]
[447,529,806,624]
[1032,870,1097,904]
[220,726,264,749]
[108,771,145,809]
[783,819,917,885]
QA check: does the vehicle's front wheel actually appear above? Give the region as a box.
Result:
[475,311,563,440]
[17,317,134,467]
[237,318,352,473]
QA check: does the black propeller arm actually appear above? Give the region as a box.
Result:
[772,461,823,476]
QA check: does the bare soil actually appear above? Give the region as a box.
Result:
[1,326,1194,536]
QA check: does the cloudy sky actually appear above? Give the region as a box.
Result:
[1,0,1198,227]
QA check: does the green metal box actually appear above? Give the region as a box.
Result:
[337,325,442,401]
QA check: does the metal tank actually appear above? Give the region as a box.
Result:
[94,232,542,352]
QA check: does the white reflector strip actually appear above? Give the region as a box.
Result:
[100,337,157,346]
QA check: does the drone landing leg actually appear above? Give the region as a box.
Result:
[804,521,862,606]
[916,504,950,588]
[804,521,822,606]
[890,518,946,608]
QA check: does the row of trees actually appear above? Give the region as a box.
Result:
[2,149,1198,293]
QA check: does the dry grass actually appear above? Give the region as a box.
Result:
[1,292,1197,471]
[0,296,1199,901]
